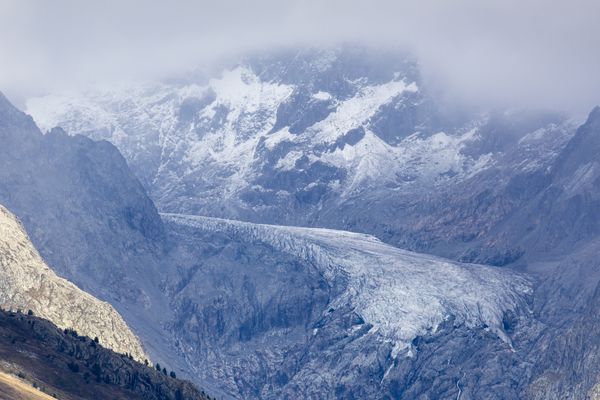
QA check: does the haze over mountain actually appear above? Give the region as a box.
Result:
[2,0,600,114]
[25,47,579,265]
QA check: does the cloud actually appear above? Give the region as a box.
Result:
[1,0,599,114]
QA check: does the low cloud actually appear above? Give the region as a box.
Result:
[1,0,599,115]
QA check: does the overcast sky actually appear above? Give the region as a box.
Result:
[1,0,599,115]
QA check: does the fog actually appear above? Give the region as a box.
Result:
[1,0,599,115]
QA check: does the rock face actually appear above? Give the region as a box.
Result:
[387,105,600,266]
[0,91,227,395]
[0,92,191,387]
[0,91,165,306]
[0,204,148,362]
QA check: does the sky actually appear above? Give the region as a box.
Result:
[1,0,599,115]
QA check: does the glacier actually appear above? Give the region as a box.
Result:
[163,213,531,355]
[160,212,533,398]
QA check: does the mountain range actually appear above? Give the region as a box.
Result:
[1,46,600,398]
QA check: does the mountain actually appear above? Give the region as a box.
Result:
[387,105,600,265]
[11,45,600,398]
[25,48,566,230]
[0,308,209,400]
[0,90,252,398]
[0,91,165,305]
[0,204,147,362]
[0,90,184,367]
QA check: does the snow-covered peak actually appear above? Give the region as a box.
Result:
[24,49,567,227]
[24,57,430,216]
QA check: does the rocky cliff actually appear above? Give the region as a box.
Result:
[0,204,148,362]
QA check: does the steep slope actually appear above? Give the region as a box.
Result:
[0,204,148,362]
[0,91,185,371]
[0,91,165,305]
[0,92,233,397]
[161,213,532,398]
[0,309,209,400]
[383,105,600,266]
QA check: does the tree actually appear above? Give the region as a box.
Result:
[155,363,161,371]
[162,367,167,375]
[169,371,176,379]
[27,309,34,316]
[92,363,102,377]
[94,336,99,343]
[67,361,79,373]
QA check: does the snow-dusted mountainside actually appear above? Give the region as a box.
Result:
[25,48,576,269]
[26,47,566,227]
[0,204,148,362]
[161,213,531,398]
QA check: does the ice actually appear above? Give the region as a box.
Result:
[163,213,532,354]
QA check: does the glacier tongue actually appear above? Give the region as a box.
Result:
[162,213,531,355]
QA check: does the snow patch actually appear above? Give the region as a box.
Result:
[313,91,333,101]
[309,80,417,142]
[264,128,295,151]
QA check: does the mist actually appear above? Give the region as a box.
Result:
[1,0,599,115]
